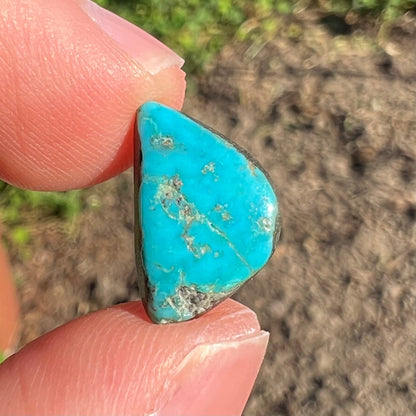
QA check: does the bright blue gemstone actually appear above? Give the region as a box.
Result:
[135,101,280,323]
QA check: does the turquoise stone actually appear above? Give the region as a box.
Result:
[135,102,280,323]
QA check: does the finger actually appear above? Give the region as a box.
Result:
[0,0,185,191]
[0,238,19,355]
[0,300,268,416]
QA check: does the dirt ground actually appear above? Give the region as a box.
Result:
[7,9,416,416]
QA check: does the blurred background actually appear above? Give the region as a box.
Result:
[1,0,415,414]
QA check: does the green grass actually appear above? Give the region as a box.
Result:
[0,182,82,253]
[0,183,82,226]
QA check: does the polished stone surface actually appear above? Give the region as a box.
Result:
[136,102,280,323]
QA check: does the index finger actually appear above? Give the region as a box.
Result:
[0,0,185,191]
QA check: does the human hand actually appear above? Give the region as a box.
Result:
[0,1,269,414]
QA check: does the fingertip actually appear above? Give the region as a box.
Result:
[0,0,186,191]
[159,331,269,416]
[0,300,266,415]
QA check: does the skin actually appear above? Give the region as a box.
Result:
[0,240,19,354]
[0,0,269,414]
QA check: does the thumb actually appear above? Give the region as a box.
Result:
[0,300,268,416]
[0,0,185,191]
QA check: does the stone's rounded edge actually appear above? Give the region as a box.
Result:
[135,103,167,324]
[133,107,147,306]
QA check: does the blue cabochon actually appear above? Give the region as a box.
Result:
[136,102,280,323]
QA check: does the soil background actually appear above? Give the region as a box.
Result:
[6,9,416,416]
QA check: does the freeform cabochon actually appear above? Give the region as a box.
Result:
[135,102,280,323]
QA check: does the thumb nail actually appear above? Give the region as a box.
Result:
[159,331,269,416]
[79,0,184,74]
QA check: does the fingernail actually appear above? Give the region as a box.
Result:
[80,0,184,74]
[159,331,269,416]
